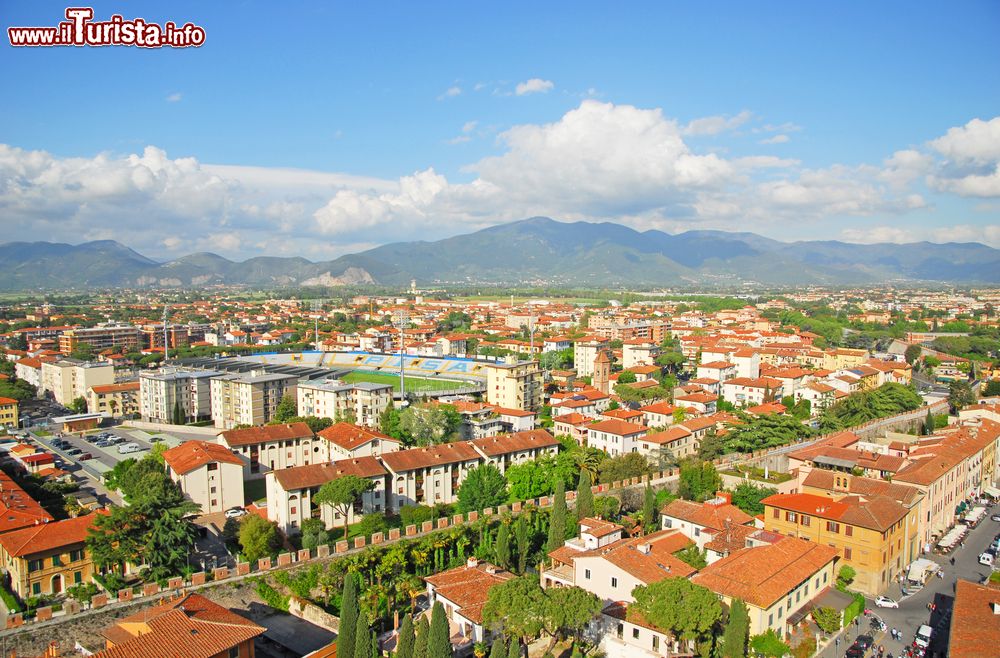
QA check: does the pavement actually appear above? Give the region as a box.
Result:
[818,501,1000,658]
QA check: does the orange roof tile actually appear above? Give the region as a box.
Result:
[218,422,313,447]
[163,440,243,475]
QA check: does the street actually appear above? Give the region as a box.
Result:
[819,502,1000,658]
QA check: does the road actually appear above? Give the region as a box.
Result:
[819,502,1000,658]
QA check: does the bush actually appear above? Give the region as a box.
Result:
[356,512,389,537]
[67,582,99,604]
[255,577,290,612]
[94,571,126,595]
[0,582,21,612]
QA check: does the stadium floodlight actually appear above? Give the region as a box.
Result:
[392,310,410,397]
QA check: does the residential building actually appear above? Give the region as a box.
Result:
[574,337,609,378]
[948,579,1000,658]
[425,558,515,649]
[485,359,542,411]
[661,493,755,550]
[0,511,106,598]
[638,427,697,462]
[87,382,139,419]
[210,370,299,429]
[382,441,485,510]
[691,535,839,636]
[217,422,318,479]
[0,397,17,428]
[163,440,245,514]
[40,359,114,406]
[297,378,392,428]
[721,376,783,407]
[599,600,695,658]
[58,325,142,356]
[93,593,264,658]
[139,367,220,423]
[468,429,560,474]
[317,422,401,460]
[586,419,648,456]
[0,471,53,534]
[762,491,911,596]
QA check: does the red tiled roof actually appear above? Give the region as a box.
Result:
[0,510,108,557]
[949,579,1000,658]
[318,423,396,451]
[662,499,753,532]
[218,422,313,447]
[642,427,692,445]
[470,429,559,456]
[379,441,482,473]
[272,456,387,491]
[424,561,514,624]
[90,382,140,394]
[587,419,648,436]
[163,440,243,475]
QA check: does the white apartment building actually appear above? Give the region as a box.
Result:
[162,440,244,514]
[139,368,220,424]
[217,422,320,479]
[40,359,114,406]
[485,360,542,411]
[586,419,648,456]
[210,370,299,429]
[296,379,392,428]
[573,338,608,378]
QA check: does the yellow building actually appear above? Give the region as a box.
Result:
[762,492,912,596]
[823,348,870,371]
[0,397,18,429]
[485,359,543,411]
[87,382,140,418]
[0,512,105,598]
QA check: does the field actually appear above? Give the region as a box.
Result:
[340,369,470,393]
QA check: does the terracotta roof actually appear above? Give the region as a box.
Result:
[703,523,761,555]
[762,491,908,532]
[566,528,696,584]
[580,517,623,538]
[601,408,645,421]
[162,441,243,475]
[95,593,265,658]
[0,471,52,533]
[642,427,692,445]
[90,382,140,394]
[679,416,718,432]
[470,429,559,456]
[318,423,396,451]
[218,422,313,447]
[692,536,838,608]
[949,579,1000,658]
[0,397,18,405]
[0,510,108,557]
[423,561,514,624]
[272,456,387,491]
[378,441,481,473]
[487,405,536,418]
[661,499,754,532]
[640,401,678,415]
[553,413,591,426]
[800,470,921,506]
[587,419,648,436]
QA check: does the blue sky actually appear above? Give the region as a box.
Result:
[2,0,998,260]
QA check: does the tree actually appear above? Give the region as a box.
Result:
[544,585,601,645]
[730,482,778,516]
[697,430,726,461]
[70,343,94,361]
[678,461,723,502]
[984,379,1000,397]
[239,514,280,563]
[273,394,297,423]
[428,601,451,658]
[597,452,652,485]
[413,615,429,658]
[488,637,505,658]
[172,400,185,425]
[749,630,789,658]
[812,606,840,633]
[482,576,598,650]
[720,599,749,658]
[314,475,376,540]
[924,407,935,435]
[300,517,330,550]
[547,479,566,554]
[617,371,637,384]
[494,522,511,570]
[354,607,373,658]
[457,464,508,512]
[642,484,657,534]
[904,344,922,365]
[949,379,977,412]
[398,404,461,445]
[672,408,686,424]
[576,471,593,521]
[722,412,815,453]
[514,517,530,573]
[396,614,415,658]
[836,565,856,591]
[339,574,358,658]
[507,639,520,658]
[632,578,722,645]
[68,396,87,414]
[673,544,708,569]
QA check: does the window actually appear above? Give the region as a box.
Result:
[652,636,659,650]
[611,577,618,588]
[786,511,797,523]
[768,613,773,626]
[826,521,839,533]
[845,525,853,537]
[51,554,62,566]
[778,606,783,619]
[28,559,43,572]
[585,569,591,580]
[32,582,40,595]
[694,527,700,537]
[801,515,810,527]
[210,486,217,494]
[290,506,297,515]
[617,623,623,639]
[773,509,779,519]
[633,628,640,639]
[663,518,672,528]
[70,550,83,562]
[74,571,82,584]
[207,462,218,471]
[229,647,240,658]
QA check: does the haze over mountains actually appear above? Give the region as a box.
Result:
[1,217,997,290]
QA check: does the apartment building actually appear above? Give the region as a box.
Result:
[210,370,299,429]
[58,325,141,356]
[0,512,106,598]
[574,337,609,378]
[163,440,245,514]
[217,422,319,479]
[586,419,648,456]
[425,558,515,648]
[720,376,784,407]
[468,429,559,474]
[139,367,220,424]
[0,397,18,429]
[485,359,542,411]
[661,494,755,550]
[87,382,139,418]
[40,359,114,406]
[762,491,911,596]
[296,378,392,428]
[317,422,401,460]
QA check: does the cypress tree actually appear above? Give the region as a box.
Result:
[507,638,521,658]
[546,479,566,555]
[370,631,379,658]
[428,601,451,658]
[354,610,372,658]
[413,616,429,658]
[494,522,511,570]
[924,408,934,435]
[396,614,415,658]
[576,471,594,521]
[642,484,656,534]
[338,573,358,658]
[720,598,750,658]
[514,517,529,573]
[489,637,506,658]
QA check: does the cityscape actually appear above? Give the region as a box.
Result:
[1,3,999,658]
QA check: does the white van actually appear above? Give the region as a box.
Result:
[980,550,996,567]
[117,443,143,454]
[914,624,933,648]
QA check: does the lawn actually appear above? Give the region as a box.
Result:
[244,478,267,505]
[340,369,470,393]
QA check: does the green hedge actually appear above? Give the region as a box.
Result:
[842,592,865,627]
[0,581,22,613]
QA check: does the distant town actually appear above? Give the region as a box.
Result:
[0,285,996,657]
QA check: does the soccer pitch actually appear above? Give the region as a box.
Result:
[340,369,469,393]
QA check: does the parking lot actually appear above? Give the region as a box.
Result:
[17,397,71,429]
[33,426,188,472]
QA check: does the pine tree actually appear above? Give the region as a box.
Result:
[507,638,521,658]
[354,610,372,658]
[338,573,358,658]
[413,616,429,658]
[428,601,451,658]
[642,484,656,534]
[546,479,566,555]
[489,637,506,658]
[576,471,594,521]
[494,522,511,570]
[720,599,750,658]
[396,614,415,658]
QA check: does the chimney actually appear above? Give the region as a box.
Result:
[715,491,732,505]
[466,556,479,569]
[484,564,496,574]
[637,543,651,555]
[992,602,1000,615]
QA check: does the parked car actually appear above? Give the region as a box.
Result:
[225,507,247,519]
[67,447,82,456]
[914,624,933,648]
[95,440,113,448]
[980,550,996,566]
[991,514,1000,522]
[117,443,143,454]
[875,595,899,608]
[78,453,93,461]
[854,635,874,650]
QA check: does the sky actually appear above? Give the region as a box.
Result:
[1,1,999,261]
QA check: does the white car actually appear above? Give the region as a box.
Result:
[874,596,899,608]
[225,507,247,519]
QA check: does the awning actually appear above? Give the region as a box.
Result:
[984,486,1000,498]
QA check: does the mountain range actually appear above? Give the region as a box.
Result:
[1,217,997,290]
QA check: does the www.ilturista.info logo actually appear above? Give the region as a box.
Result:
[8,7,206,48]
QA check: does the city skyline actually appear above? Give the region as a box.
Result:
[2,1,998,260]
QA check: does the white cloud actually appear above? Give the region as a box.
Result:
[683,110,752,136]
[437,86,462,100]
[759,134,789,145]
[928,116,1000,197]
[840,226,913,244]
[931,224,1000,247]
[461,121,477,134]
[446,135,471,145]
[166,92,182,102]
[514,78,554,96]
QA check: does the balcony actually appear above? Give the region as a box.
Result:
[540,562,575,588]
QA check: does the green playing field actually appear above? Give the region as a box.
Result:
[339,369,470,392]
